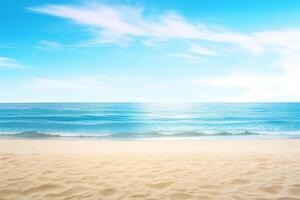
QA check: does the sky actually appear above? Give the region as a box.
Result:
[1,0,300,102]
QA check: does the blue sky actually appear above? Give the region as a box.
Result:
[1,0,300,102]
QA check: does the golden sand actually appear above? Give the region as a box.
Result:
[0,139,300,200]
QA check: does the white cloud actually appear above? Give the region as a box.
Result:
[169,53,201,63]
[30,3,263,52]
[197,72,300,102]
[254,30,300,52]
[0,56,22,68]
[190,46,300,102]
[30,3,300,54]
[26,2,300,101]
[189,44,219,56]
[182,29,300,101]
[30,4,145,44]
[170,45,219,64]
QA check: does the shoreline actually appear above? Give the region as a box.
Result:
[1,134,299,142]
[0,138,299,154]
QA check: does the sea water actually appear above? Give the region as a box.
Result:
[0,103,299,140]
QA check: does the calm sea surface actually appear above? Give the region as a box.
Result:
[0,103,299,140]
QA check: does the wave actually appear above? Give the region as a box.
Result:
[0,131,61,138]
[0,130,299,139]
[0,130,260,139]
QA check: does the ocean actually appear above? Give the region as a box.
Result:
[0,103,299,140]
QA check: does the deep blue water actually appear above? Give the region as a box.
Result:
[0,103,300,139]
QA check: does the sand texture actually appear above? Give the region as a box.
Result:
[0,139,300,200]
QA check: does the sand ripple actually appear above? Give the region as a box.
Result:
[1,141,300,200]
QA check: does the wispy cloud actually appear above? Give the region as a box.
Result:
[192,70,300,102]
[254,30,300,52]
[169,44,219,63]
[28,3,300,54]
[38,40,64,50]
[189,44,219,56]
[190,43,300,102]
[30,3,263,52]
[0,56,23,68]
[25,2,300,101]
[179,29,300,101]
[30,3,145,46]
[169,53,201,63]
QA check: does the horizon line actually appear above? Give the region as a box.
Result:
[0,101,300,104]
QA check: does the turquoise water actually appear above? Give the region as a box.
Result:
[0,103,300,139]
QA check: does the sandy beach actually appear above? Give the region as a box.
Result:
[0,139,300,200]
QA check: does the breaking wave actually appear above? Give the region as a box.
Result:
[0,130,269,139]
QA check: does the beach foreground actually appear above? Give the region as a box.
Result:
[0,139,300,200]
